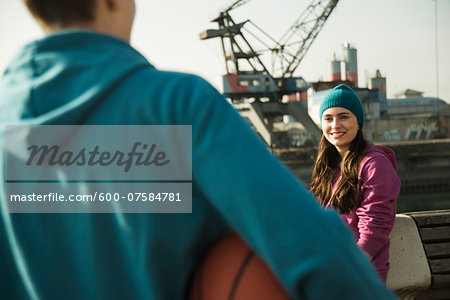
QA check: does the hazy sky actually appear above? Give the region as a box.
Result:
[1,0,449,103]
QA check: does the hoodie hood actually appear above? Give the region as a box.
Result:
[363,142,398,171]
[0,31,151,124]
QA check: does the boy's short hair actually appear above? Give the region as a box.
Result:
[23,0,97,26]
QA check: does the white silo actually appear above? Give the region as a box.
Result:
[343,43,358,86]
[328,54,341,81]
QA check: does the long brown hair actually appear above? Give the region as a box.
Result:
[310,130,367,213]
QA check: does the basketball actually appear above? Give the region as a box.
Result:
[189,232,290,300]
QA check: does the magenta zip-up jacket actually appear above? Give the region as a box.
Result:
[326,143,401,282]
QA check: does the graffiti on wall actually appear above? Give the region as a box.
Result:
[372,121,449,142]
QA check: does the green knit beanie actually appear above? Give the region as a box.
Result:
[319,84,364,127]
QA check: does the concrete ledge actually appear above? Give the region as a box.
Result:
[387,214,431,298]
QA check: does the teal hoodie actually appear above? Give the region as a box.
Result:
[0,31,396,300]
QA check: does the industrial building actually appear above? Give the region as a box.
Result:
[305,44,449,142]
[388,89,447,116]
[200,0,449,145]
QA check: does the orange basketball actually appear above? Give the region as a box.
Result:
[189,232,290,300]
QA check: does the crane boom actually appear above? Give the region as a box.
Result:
[278,0,339,77]
[222,0,251,12]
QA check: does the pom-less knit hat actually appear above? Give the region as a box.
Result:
[319,84,364,127]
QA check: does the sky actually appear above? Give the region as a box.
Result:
[0,0,449,103]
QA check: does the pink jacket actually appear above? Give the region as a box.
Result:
[326,143,401,282]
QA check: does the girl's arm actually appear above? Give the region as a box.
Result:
[356,154,401,258]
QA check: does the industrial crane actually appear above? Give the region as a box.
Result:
[200,0,339,146]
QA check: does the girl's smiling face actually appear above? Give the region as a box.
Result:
[322,107,359,157]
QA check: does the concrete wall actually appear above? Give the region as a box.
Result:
[363,115,450,142]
